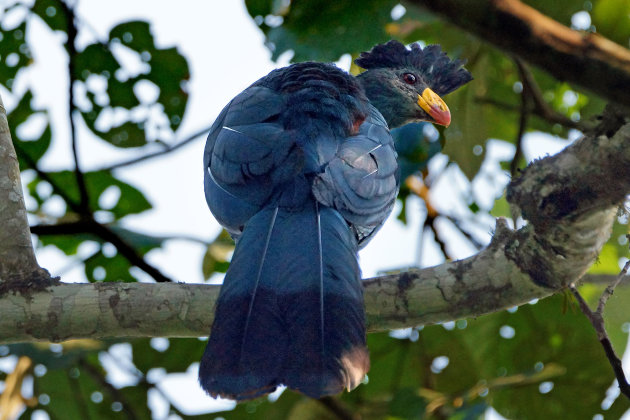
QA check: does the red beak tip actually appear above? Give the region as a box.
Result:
[430,108,451,127]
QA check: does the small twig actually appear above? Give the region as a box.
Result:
[67,365,92,420]
[30,221,210,245]
[59,0,90,215]
[12,141,82,213]
[102,350,189,418]
[100,124,213,172]
[511,58,531,177]
[596,260,629,313]
[29,220,174,283]
[475,96,583,130]
[79,358,139,420]
[569,260,630,400]
[475,54,588,134]
[428,218,450,259]
[442,215,485,250]
[91,222,174,283]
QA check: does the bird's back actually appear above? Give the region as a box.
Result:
[204,61,398,244]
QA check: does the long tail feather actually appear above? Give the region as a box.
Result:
[199,201,369,400]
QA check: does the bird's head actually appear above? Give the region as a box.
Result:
[355,40,472,129]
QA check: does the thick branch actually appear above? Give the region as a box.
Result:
[1,101,629,342]
[407,0,630,107]
[0,94,49,283]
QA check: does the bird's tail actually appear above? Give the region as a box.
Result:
[199,201,369,400]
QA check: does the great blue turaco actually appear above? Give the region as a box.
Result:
[200,40,472,400]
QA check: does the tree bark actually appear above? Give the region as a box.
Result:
[0,106,627,344]
[0,93,50,286]
[407,0,630,107]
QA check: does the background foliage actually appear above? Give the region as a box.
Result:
[1,0,629,419]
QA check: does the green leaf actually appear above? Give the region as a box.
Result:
[82,118,148,148]
[34,358,151,420]
[78,228,162,282]
[109,21,155,52]
[0,20,31,89]
[392,122,443,180]
[146,47,189,131]
[490,194,511,218]
[31,0,68,33]
[253,0,398,62]
[8,341,105,370]
[109,226,165,254]
[522,0,586,26]
[286,398,339,420]
[389,387,427,419]
[36,170,151,219]
[73,21,189,147]
[464,295,617,419]
[202,229,234,279]
[108,78,142,109]
[73,43,119,81]
[7,90,52,169]
[588,243,620,274]
[131,338,205,374]
[38,233,93,256]
[604,390,630,419]
[593,0,630,46]
[109,22,190,132]
[245,0,273,17]
[84,250,136,282]
[601,282,630,354]
[440,49,491,180]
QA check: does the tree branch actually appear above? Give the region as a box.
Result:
[407,0,630,107]
[0,93,51,284]
[90,222,174,283]
[99,124,214,172]
[1,105,629,342]
[474,96,584,130]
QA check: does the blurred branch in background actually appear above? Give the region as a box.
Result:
[100,124,214,172]
[0,357,36,420]
[510,58,531,177]
[59,0,90,216]
[408,0,630,107]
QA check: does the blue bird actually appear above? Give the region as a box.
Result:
[200,40,472,400]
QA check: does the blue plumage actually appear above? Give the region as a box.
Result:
[201,41,472,400]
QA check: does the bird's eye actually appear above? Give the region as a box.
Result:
[402,73,417,84]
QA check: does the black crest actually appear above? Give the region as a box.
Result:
[355,40,473,96]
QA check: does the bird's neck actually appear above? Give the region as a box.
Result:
[356,72,407,129]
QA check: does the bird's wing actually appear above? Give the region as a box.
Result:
[203,86,301,236]
[312,107,400,246]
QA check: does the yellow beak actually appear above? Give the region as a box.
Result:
[417,88,451,127]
